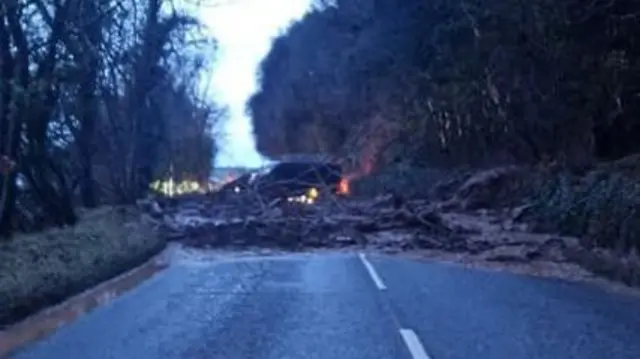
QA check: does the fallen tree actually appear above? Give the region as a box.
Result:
[145,160,640,289]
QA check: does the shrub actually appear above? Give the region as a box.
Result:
[530,170,640,253]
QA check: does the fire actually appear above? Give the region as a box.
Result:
[337,177,350,195]
[338,155,371,195]
[338,139,377,192]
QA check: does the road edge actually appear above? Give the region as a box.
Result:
[0,249,170,358]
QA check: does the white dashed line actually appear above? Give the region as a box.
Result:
[399,329,432,359]
[358,253,386,290]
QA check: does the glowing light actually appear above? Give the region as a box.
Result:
[150,179,208,197]
[307,187,319,199]
[286,193,316,205]
[337,178,350,195]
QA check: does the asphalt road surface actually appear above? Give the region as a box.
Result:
[10,252,640,359]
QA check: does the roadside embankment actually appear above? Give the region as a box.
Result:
[0,206,165,330]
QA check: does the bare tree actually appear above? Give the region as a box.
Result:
[0,0,223,237]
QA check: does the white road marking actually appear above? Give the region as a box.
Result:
[399,329,432,359]
[358,253,386,290]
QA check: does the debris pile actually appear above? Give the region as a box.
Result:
[138,164,640,288]
[139,189,582,269]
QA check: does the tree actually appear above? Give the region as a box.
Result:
[0,0,224,237]
[249,0,640,170]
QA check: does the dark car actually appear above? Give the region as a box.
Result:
[220,173,254,193]
[252,160,346,203]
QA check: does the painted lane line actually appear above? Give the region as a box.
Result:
[358,253,387,290]
[399,329,432,359]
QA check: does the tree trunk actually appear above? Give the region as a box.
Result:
[0,172,17,238]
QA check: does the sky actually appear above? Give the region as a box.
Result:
[196,0,312,168]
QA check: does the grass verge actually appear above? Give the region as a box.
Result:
[0,206,165,327]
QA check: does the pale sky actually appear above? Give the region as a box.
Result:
[197,0,312,168]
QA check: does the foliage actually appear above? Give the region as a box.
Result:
[531,163,640,253]
[248,0,640,170]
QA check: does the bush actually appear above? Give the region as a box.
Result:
[530,169,640,253]
[0,206,165,327]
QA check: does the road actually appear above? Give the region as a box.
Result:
[9,252,640,359]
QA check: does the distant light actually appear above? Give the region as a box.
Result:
[307,187,319,199]
[234,186,240,193]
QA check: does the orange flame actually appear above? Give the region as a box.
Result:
[337,177,350,195]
